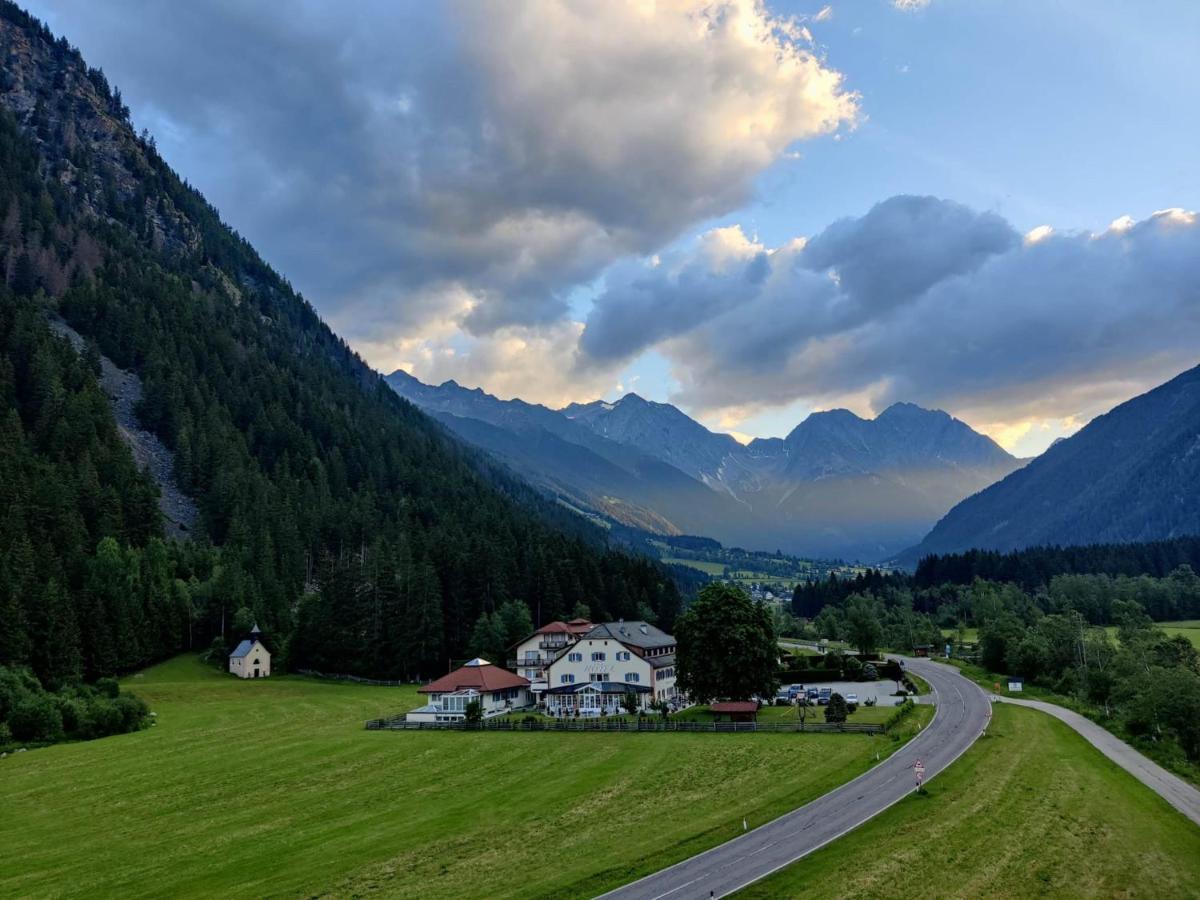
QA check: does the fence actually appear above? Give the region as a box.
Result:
[364,717,885,734]
[295,669,414,687]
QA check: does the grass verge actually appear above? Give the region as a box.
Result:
[737,704,1200,899]
[942,657,1200,788]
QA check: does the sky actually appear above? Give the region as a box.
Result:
[25,0,1200,456]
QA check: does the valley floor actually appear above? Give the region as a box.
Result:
[736,703,1200,899]
[0,655,914,899]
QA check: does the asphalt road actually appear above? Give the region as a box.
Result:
[997,695,1200,827]
[598,657,991,900]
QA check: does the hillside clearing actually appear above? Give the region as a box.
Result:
[0,655,916,899]
[736,704,1200,899]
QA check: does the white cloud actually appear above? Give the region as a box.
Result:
[581,198,1200,443]
[406,321,622,410]
[814,5,834,23]
[892,0,931,10]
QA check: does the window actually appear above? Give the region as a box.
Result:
[568,652,582,662]
[616,651,631,661]
[560,674,575,684]
[592,673,604,682]
[625,673,640,683]
[591,651,606,661]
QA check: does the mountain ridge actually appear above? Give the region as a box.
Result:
[388,369,1026,560]
[902,362,1200,562]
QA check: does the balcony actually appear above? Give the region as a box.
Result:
[539,640,569,651]
[509,657,547,670]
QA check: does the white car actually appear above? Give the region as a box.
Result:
[846,693,859,705]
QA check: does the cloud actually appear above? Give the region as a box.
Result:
[892,0,931,10]
[814,5,834,22]
[580,198,1200,435]
[369,319,622,410]
[30,0,857,389]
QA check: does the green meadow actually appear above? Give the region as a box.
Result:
[1,655,919,899]
[738,703,1200,899]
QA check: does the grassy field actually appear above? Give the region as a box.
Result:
[946,621,1200,650]
[738,703,1200,899]
[1,655,924,899]
[1102,619,1200,649]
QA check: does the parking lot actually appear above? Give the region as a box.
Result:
[778,679,927,706]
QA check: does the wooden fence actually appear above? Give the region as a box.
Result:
[364,717,885,734]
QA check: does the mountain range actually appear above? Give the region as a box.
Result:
[387,371,1025,560]
[902,363,1200,563]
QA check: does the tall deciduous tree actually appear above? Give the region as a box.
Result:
[675,583,778,703]
[844,593,883,657]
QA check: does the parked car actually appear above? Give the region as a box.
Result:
[806,688,820,702]
[817,688,832,705]
[846,692,858,711]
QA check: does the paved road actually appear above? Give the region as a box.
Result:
[598,658,991,900]
[997,695,1200,827]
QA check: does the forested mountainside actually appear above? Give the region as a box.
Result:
[903,363,1200,563]
[913,535,1200,592]
[0,2,680,687]
[392,372,1024,560]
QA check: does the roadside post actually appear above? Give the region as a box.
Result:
[914,759,925,789]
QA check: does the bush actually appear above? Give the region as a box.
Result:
[463,699,483,725]
[114,694,149,732]
[95,677,120,699]
[862,663,878,680]
[825,692,849,724]
[845,656,863,679]
[9,696,64,743]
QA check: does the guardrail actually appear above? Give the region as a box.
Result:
[364,718,885,734]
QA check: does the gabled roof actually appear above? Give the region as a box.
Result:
[512,618,595,649]
[229,639,265,659]
[583,621,675,651]
[419,660,529,694]
[711,701,759,714]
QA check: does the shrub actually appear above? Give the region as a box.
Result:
[463,699,483,725]
[95,677,120,699]
[862,663,878,680]
[114,694,149,732]
[9,696,64,743]
[845,656,863,679]
[825,692,849,724]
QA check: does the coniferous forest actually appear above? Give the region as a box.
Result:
[0,2,680,693]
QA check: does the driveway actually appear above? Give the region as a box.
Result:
[598,656,991,899]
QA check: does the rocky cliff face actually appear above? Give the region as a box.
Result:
[0,11,199,266]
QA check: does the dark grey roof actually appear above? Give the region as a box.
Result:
[545,680,651,695]
[648,653,676,669]
[229,639,258,659]
[584,621,675,650]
